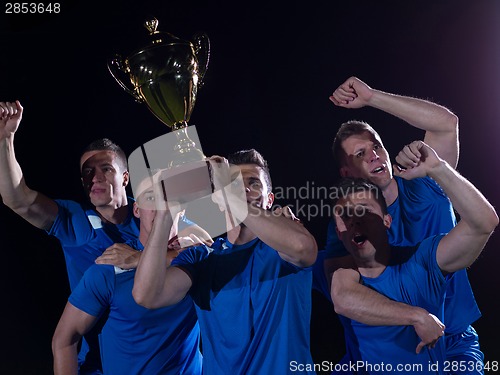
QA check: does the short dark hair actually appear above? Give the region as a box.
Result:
[80,138,128,171]
[227,148,272,191]
[332,120,382,170]
[333,177,387,214]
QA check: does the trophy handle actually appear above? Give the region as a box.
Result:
[107,54,143,102]
[192,33,210,87]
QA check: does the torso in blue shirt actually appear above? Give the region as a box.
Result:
[322,176,480,333]
[48,198,141,291]
[351,235,447,374]
[172,237,316,375]
[69,262,202,375]
[48,197,140,374]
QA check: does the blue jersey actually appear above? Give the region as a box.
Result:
[48,198,140,374]
[172,237,316,375]
[312,250,332,302]
[350,235,447,374]
[69,264,202,375]
[322,176,481,333]
[48,198,140,291]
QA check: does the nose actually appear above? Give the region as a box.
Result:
[367,148,379,163]
[92,169,105,182]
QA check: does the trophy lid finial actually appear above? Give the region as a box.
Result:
[144,18,159,34]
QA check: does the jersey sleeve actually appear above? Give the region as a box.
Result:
[47,199,95,246]
[325,218,349,258]
[411,234,447,301]
[68,264,115,318]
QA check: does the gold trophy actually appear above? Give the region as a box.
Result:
[108,17,212,203]
[108,17,210,167]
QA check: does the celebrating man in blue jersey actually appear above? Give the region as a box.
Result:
[51,171,211,374]
[0,100,141,374]
[133,149,319,375]
[329,139,497,372]
[319,77,487,374]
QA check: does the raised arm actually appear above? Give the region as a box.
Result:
[133,206,193,309]
[52,302,98,375]
[240,203,318,267]
[209,158,318,267]
[0,101,58,230]
[394,140,498,272]
[331,268,445,353]
[329,76,459,168]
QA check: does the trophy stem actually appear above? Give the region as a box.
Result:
[169,125,206,168]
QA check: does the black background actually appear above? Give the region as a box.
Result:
[1,1,499,373]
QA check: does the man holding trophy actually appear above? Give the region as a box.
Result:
[132,149,319,374]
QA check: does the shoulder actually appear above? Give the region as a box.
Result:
[54,199,86,211]
[82,264,116,282]
[70,265,117,315]
[173,244,214,266]
[417,234,446,252]
[411,234,447,266]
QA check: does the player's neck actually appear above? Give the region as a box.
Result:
[97,204,129,225]
[227,224,257,245]
[382,178,399,206]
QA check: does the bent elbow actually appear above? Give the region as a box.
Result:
[330,280,346,315]
[296,236,318,267]
[51,333,60,355]
[51,329,78,356]
[331,290,349,316]
[132,287,155,309]
[330,268,358,316]
[481,208,499,235]
[489,210,499,231]
[448,112,459,132]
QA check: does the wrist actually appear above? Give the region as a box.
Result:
[409,306,429,326]
[427,160,450,180]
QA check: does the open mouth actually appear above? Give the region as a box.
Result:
[248,200,261,208]
[371,166,384,174]
[352,234,368,246]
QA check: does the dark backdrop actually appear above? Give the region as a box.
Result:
[1,1,499,373]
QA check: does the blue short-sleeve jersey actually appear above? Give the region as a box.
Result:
[47,197,141,373]
[69,264,202,375]
[350,235,447,374]
[321,176,481,333]
[172,237,316,375]
[48,198,140,291]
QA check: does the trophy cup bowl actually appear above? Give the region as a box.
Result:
[109,17,213,204]
[108,17,210,167]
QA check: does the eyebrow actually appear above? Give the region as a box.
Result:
[246,176,262,184]
[353,147,365,155]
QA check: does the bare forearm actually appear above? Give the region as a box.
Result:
[369,90,459,167]
[0,137,57,229]
[243,204,318,267]
[0,137,27,208]
[53,344,79,375]
[133,214,173,308]
[369,90,457,134]
[332,270,426,326]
